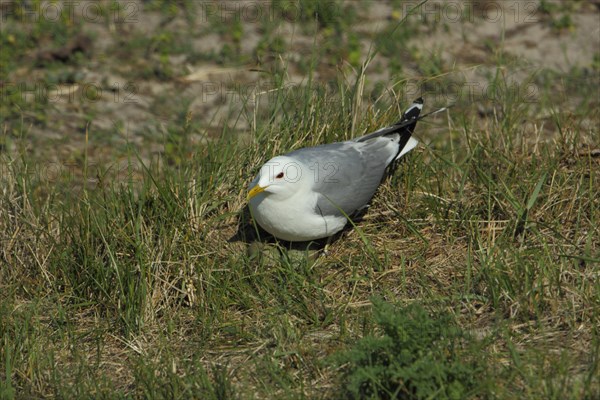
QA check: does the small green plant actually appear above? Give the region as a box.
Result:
[551,14,574,32]
[273,0,355,31]
[255,34,287,59]
[593,53,600,71]
[538,0,576,33]
[334,299,486,400]
[537,0,558,15]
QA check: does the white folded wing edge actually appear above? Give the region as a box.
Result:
[396,136,419,160]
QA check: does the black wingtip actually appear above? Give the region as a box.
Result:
[401,98,424,122]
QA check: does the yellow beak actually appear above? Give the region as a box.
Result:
[247,185,267,201]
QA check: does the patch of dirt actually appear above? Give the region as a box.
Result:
[1,0,598,167]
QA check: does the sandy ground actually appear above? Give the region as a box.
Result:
[1,0,599,166]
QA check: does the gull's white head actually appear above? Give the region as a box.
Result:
[247,156,308,203]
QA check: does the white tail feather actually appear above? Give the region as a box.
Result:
[396,137,418,160]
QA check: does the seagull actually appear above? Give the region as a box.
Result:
[247,98,429,242]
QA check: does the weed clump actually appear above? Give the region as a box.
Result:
[334,300,486,400]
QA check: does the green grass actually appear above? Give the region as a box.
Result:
[334,299,488,399]
[1,0,599,398]
[1,70,598,398]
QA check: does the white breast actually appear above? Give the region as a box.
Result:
[249,193,347,241]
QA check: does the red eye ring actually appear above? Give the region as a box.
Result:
[276,172,284,179]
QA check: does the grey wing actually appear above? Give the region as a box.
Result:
[288,139,396,218]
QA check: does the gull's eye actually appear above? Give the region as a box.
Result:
[276,172,284,179]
